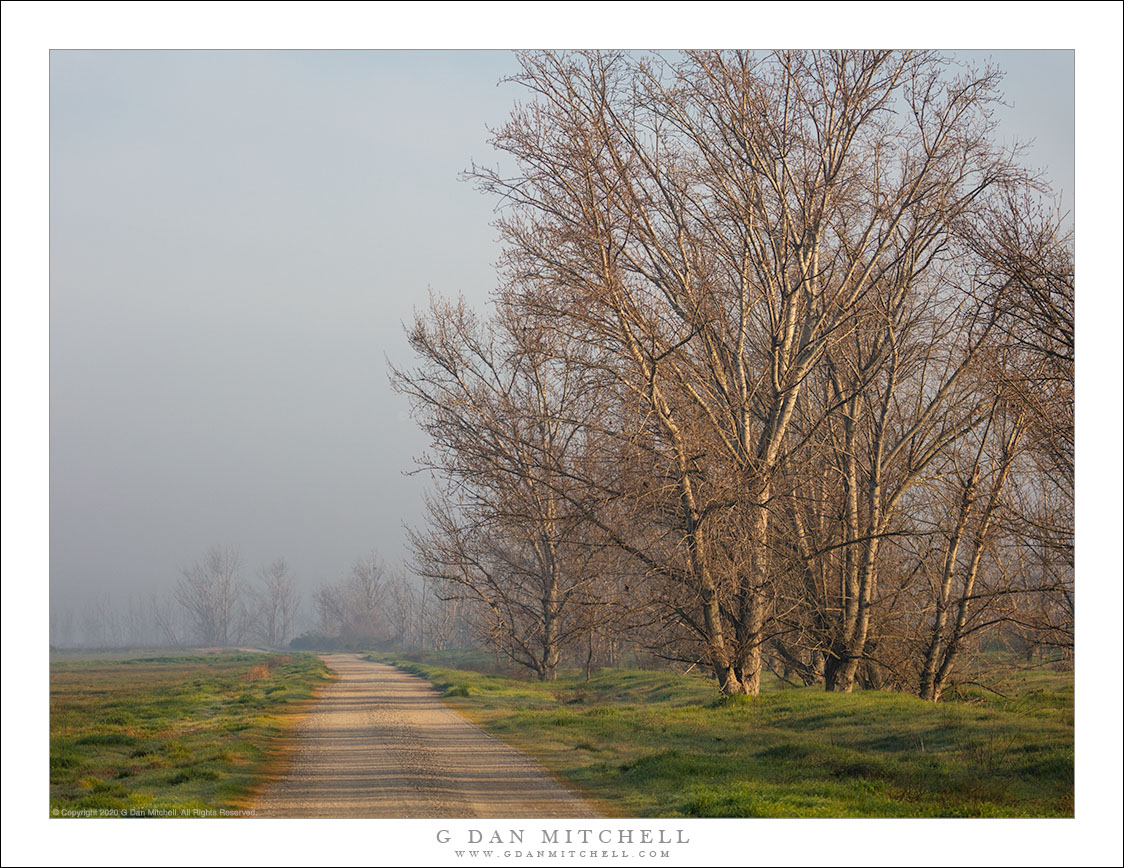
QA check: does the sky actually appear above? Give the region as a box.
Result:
[49,50,520,611]
[46,48,1076,611]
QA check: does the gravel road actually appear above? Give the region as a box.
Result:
[252,653,599,818]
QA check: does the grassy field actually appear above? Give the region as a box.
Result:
[370,651,1073,818]
[49,651,331,817]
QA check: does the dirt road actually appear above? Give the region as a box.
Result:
[252,654,599,818]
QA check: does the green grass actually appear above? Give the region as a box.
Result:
[50,652,331,817]
[368,652,1073,818]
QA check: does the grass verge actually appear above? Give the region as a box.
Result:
[49,651,331,817]
[368,651,1072,818]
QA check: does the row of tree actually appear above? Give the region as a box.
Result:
[392,50,1073,698]
[49,545,474,652]
[308,551,472,649]
[50,546,299,649]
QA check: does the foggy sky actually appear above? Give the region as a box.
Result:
[48,49,1075,609]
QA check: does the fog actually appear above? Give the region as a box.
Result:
[47,49,1074,631]
[50,51,519,615]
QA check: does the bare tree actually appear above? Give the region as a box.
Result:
[175,544,244,646]
[914,392,1026,699]
[253,556,299,647]
[309,552,392,644]
[313,580,347,638]
[393,295,612,680]
[149,590,184,647]
[344,551,389,639]
[975,197,1074,654]
[416,571,472,651]
[906,200,1074,696]
[387,568,419,648]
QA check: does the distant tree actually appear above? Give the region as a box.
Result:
[387,569,419,648]
[345,551,389,639]
[149,590,184,647]
[313,581,347,637]
[311,552,392,644]
[253,557,299,647]
[416,572,472,651]
[391,49,1072,697]
[176,544,244,646]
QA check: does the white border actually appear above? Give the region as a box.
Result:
[4,3,1121,867]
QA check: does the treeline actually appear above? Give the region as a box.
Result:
[50,546,472,653]
[304,551,472,650]
[50,546,299,650]
[390,51,1074,699]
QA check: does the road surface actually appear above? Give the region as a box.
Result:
[252,653,599,818]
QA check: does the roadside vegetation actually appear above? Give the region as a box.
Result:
[49,651,331,816]
[370,651,1073,818]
